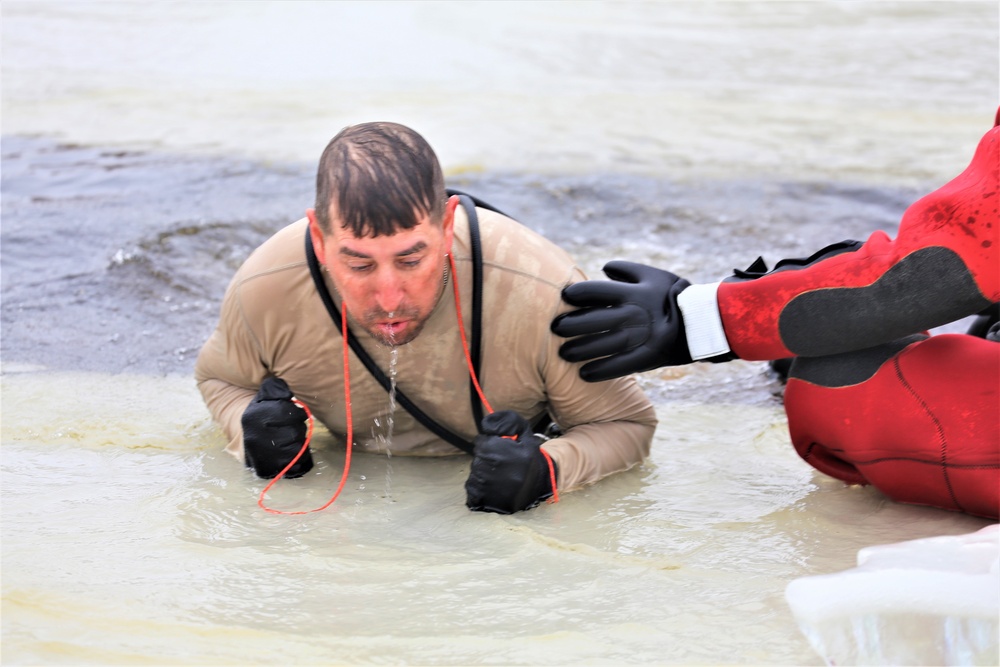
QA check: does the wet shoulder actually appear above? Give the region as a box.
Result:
[228,219,314,326]
[476,208,579,288]
[235,218,309,285]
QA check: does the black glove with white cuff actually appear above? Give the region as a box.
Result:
[551,260,696,382]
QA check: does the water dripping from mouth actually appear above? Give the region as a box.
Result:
[382,346,399,501]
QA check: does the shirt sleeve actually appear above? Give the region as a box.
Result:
[539,271,658,492]
[194,274,268,461]
[711,118,999,361]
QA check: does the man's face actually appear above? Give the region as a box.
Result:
[307,197,457,346]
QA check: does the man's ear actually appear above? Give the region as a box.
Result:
[444,194,460,220]
[441,195,460,253]
[306,209,327,265]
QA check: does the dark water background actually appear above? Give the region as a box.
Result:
[1,134,921,383]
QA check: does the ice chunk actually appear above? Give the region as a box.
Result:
[785,524,999,666]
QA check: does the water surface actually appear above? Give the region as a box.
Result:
[2,2,997,664]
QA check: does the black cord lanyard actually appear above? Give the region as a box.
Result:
[304,190,503,454]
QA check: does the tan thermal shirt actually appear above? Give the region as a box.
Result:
[194,206,657,492]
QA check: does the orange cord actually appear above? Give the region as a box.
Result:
[258,252,558,513]
[448,253,559,504]
[258,305,354,515]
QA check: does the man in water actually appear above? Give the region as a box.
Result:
[553,110,999,520]
[195,122,656,514]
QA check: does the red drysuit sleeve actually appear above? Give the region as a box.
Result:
[717,115,1000,361]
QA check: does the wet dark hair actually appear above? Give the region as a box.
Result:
[314,122,446,237]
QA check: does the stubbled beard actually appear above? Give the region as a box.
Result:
[359,306,424,347]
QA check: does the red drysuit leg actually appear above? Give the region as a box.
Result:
[784,334,999,519]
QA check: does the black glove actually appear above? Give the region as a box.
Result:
[241,376,313,479]
[551,260,693,382]
[465,411,556,514]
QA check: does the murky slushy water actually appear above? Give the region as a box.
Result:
[2,1,997,664]
[4,370,989,664]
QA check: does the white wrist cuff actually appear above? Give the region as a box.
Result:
[676,282,731,360]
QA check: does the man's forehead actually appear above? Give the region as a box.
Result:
[333,220,437,255]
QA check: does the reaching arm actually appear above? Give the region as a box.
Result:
[712,118,998,359]
[553,111,999,376]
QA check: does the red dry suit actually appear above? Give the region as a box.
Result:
[717,112,999,519]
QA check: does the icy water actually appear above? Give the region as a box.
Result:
[2,2,997,664]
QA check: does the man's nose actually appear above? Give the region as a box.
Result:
[373,269,404,314]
